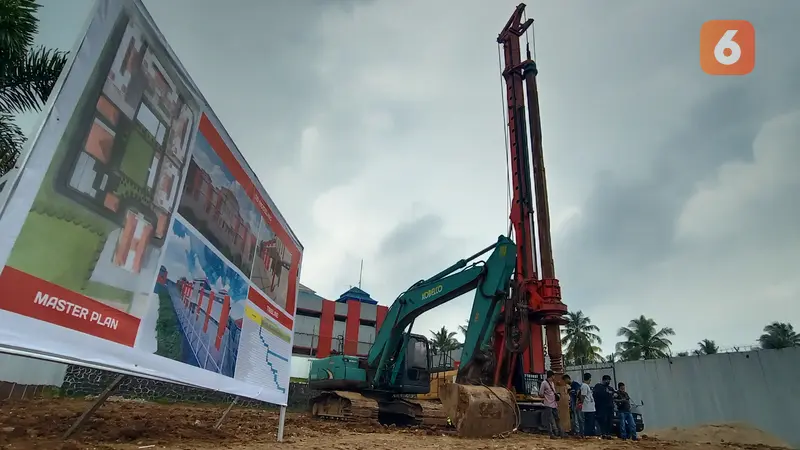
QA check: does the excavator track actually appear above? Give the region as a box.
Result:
[311,391,380,424]
[310,391,450,427]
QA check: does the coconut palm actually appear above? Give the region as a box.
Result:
[1,0,69,177]
[458,320,469,338]
[615,315,675,360]
[758,322,800,350]
[693,339,719,356]
[430,326,459,354]
[561,310,604,365]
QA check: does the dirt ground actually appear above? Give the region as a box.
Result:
[0,398,791,450]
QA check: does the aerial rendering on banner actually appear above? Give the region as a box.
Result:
[0,0,302,406]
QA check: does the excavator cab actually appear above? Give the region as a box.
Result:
[396,333,432,394]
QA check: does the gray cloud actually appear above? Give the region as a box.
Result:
[27,0,800,357]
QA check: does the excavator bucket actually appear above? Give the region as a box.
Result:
[440,383,517,438]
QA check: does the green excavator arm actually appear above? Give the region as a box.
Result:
[367,234,517,389]
[309,235,516,392]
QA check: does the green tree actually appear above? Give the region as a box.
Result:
[693,339,719,356]
[615,315,675,361]
[430,326,459,353]
[458,319,469,339]
[561,310,604,365]
[758,322,800,350]
[1,0,68,177]
[604,352,617,363]
[676,351,689,357]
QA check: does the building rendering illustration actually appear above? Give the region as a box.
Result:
[180,161,258,274]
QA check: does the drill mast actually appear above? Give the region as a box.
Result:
[493,3,568,388]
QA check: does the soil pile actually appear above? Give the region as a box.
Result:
[648,423,792,448]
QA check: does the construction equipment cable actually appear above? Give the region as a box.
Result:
[523,10,536,60]
[497,44,513,237]
[480,381,521,438]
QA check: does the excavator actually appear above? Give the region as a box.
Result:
[308,236,520,437]
[308,2,569,438]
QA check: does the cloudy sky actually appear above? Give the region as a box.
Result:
[23,0,799,357]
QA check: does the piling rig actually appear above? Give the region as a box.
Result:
[487,2,571,431]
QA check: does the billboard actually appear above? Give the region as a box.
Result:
[0,0,302,405]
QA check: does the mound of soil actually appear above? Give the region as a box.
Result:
[648,423,792,448]
[0,397,443,450]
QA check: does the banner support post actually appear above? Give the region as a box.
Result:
[277,405,287,442]
[214,396,238,429]
[62,373,125,440]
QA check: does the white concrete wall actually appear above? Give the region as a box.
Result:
[567,347,800,448]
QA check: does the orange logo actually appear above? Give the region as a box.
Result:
[700,20,755,75]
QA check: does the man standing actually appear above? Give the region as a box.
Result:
[593,375,615,439]
[564,374,583,436]
[614,382,638,441]
[579,372,597,437]
[539,370,563,438]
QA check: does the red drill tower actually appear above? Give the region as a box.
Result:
[492,3,569,393]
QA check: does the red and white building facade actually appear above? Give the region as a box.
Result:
[292,285,388,358]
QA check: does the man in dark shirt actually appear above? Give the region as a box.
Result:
[565,375,583,435]
[614,382,638,440]
[593,375,615,439]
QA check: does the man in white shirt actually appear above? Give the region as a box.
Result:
[538,370,563,438]
[579,372,597,437]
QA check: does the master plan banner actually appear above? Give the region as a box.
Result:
[0,0,302,406]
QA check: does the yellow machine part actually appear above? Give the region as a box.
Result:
[416,369,458,401]
[440,383,517,438]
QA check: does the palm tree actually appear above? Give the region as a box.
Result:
[1,0,69,177]
[561,310,604,365]
[430,326,459,354]
[676,351,689,357]
[458,320,469,339]
[615,315,675,361]
[693,339,719,355]
[758,322,800,350]
[604,353,616,363]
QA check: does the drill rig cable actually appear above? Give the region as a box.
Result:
[522,10,536,61]
[497,44,513,237]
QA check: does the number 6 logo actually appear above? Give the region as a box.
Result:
[714,30,741,65]
[700,20,755,75]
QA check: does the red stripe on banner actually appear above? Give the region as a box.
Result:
[247,287,294,330]
[0,266,140,347]
[199,114,301,316]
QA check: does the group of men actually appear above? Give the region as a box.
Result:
[537,370,638,440]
